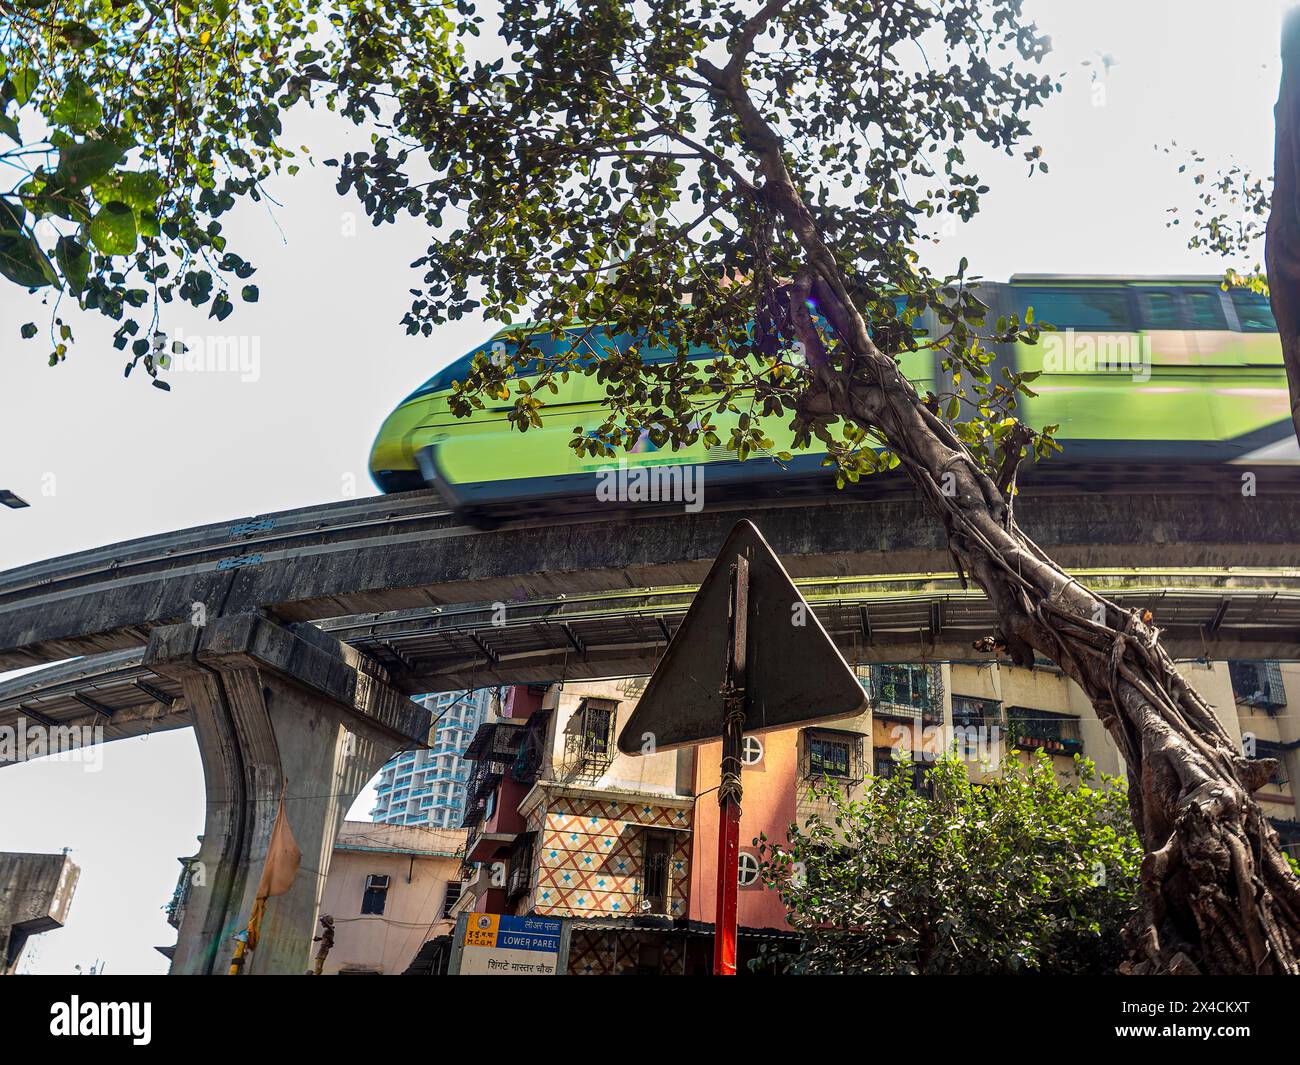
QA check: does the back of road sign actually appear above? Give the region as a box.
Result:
[618,520,868,754]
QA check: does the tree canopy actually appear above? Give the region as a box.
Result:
[332,0,1060,479]
[0,0,457,381]
[756,753,1141,975]
[325,0,1300,976]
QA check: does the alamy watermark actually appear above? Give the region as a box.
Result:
[594,458,704,513]
[887,721,1004,768]
[157,326,261,383]
[1041,329,1151,383]
[0,718,104,771]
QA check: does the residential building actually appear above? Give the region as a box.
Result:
[371,688,498,828]
[453,679,701,974]
[311,821,465,975]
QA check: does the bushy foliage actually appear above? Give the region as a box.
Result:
[755,751,1141,974]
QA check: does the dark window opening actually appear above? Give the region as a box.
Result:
[1229,660,1287,712]
[506,833,535,902]
[361,874,390,915]
[808,736,851,778]
[873,746,933,796]
[643,832,671,914]
[442,880,462,918]
[582,706,614,757]
[1006,707,1084,755]
[951,695,1002,729]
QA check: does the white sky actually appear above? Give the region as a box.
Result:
[0,0,1292,973]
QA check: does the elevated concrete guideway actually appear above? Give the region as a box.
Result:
[5,568,1300,762]
[3,480,1300,673]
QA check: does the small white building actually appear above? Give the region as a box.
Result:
[314,821,464,975]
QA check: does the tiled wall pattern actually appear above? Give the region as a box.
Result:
[528,794,691,918]
[566,928,688,975]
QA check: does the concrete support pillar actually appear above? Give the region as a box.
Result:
[145,614,429,976]
[0,851,80,974]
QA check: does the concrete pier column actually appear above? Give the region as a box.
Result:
[145,614,429,975]
[0,851,80,974]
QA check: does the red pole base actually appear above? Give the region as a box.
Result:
[713,798,741,976]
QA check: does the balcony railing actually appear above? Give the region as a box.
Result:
[950,695,1004,730]
[511,710,552,785]
[1230,660,1288,713]
[1007,708,1083,755]
[461,720,528,828]
[858,664,944,724]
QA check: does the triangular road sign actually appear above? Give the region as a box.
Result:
[618,520,868,754]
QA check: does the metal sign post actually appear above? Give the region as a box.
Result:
[618,520,868,976]
[714,556,749,976]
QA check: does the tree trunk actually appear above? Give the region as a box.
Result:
[1267,8,1300,444]
[699,44,1300,974]
[827,364,1300,975]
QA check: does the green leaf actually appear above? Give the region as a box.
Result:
[57,136,126,188]
[240,284,259,303]
[58,21,101,51]
[11,68,37,107]
[210,291,233,321]
[20,322,38,339]
[53,76,102,134]
[0,198,56,288]
[88,201,138,255]
[55,235,90,294]
[93,170,163,211]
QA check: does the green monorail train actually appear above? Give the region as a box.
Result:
[369,275,1295,520]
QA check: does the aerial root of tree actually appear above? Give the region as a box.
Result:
[942,438,1300,975]
[950,487,1300,975]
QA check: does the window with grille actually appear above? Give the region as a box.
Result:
[643,832,671,914]
[862,664,942,722]
[564,698,620,779]
[580,704,614,756]
[506,833,534,902]
[1229,661,1287,712]
[442,880,463,918]
[804,731,859,780]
